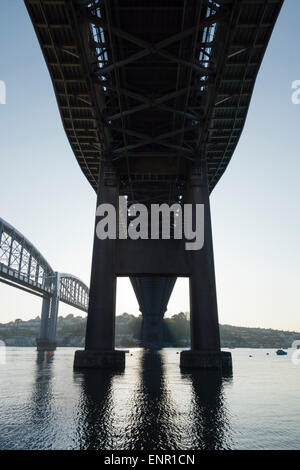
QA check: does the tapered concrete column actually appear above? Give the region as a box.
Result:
[130,276,176,349]
[141,317,164,348]
[74,165,125,369]
[180,160,232,371]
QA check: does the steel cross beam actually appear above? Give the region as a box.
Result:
[83,4,229,76]
[112,121,203,143]
[24,0,284,200]
[103,85,207,123]
[74,0,230,199]
[111,124,201,155]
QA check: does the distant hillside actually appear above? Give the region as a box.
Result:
[0,313,299,348]
[220,324,300,349]
[164,313,300,349]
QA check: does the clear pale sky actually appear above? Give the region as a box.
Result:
[0,1,299,330]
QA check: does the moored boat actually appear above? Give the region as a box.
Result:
[276,349,287,356]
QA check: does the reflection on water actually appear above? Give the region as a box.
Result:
[75,370,120,449]
[73,349,232,450]
[28,351,57,449]
[124,350,180,449]
[1,347,299,449]
[31,352,55,421]
[184,370,233,449]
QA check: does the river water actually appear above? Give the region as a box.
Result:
[0,347,299,450]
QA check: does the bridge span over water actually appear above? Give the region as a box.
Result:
[24,0,283,370]
[0,218,89,350]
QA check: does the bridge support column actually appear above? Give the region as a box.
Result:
[74,166,125,370]
[141,316,164,349]
[180,161,232,371]
[130,276,176,348]
[48,272,60,346]
[37,277,57,351]
[39,296,50,339]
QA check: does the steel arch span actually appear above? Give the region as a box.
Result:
[0,218,89,350]
[59,273,89,312]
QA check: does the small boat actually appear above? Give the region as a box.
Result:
[276,349,287,356]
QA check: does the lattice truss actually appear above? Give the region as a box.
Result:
[0,218,89,311]
[0,219,53,288]
[24,0,283,208]
[60,275,89,310]
[83,0,223,204]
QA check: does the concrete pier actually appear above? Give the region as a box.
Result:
[180,350,232,371]
[74,166,125,370]
[75,160,231,371]
[131,276,176,348]
[180,161,232,371]
[74,350,125,370]
[36,339,56,351]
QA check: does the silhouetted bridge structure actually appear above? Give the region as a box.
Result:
[24,0,283,369]
[0,218,89,350]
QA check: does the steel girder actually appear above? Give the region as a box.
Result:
[25,0,283,205]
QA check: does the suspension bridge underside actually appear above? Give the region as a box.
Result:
[25,0,283,369]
